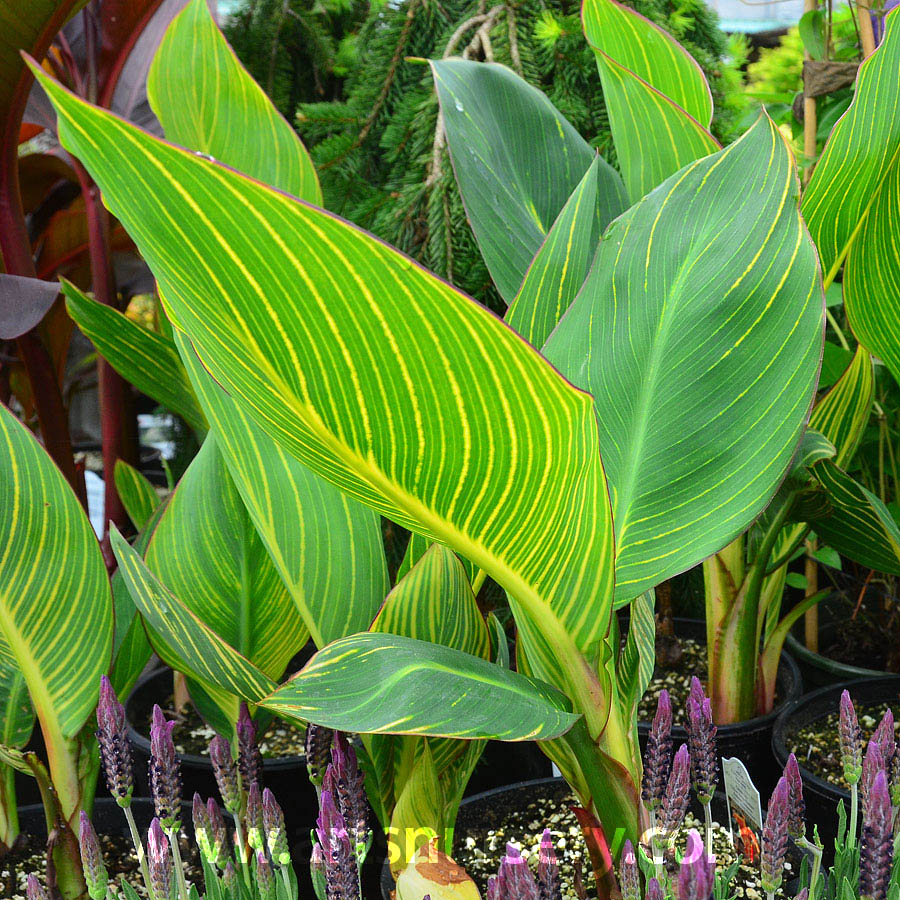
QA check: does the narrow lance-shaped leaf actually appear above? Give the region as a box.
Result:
[63,281,208,432]
[110,525,277,702]
[145,435,309,711]
[506,157,608,348]
[113,459,159,531]
[260,633,580,741]
[175,330,388,646]
[543,115,824,603]
[430,58,625,303]
[34,65,616,721]
[802,10,900,384]
[0,402,112,737]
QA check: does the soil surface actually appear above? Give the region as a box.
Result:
[2,825,203,900]
[138,698,307,759]
[788,700,900,788]
[452,782,794,900]
[637,638,707,726]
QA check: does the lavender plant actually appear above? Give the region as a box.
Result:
[686,679,718,850]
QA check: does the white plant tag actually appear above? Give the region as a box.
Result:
[722,756,764,844]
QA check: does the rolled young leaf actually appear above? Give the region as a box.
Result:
[543,114,824,603]
[113,459,160,531]
[430,58,625,304]
[259,632,580,741]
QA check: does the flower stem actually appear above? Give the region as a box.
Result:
[703,801,713,854]
[123,804,152,896]
[167,827,190,900]
[850,783,859,848]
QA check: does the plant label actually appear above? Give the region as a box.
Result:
[722,756,764,858]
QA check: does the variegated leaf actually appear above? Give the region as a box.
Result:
[113,459,160,531]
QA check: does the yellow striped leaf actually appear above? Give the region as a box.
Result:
[430,59,625,303]
[145,436,309,702]
[0,634,34,750]
[63,282,207,433]
[113,459,159,530]
[175,330,388,647]
[146,0,321,205]
[0,402,112,738]
[110,525,277,701]
[802,12,900,383]
[389,743,445,872]
[592,49,719,203]
[543,116,824,603]
[581,0,713,126]
[809,344,874,468]
[506,157,609,349]
[34,67,616,717]
[260,633,580,740]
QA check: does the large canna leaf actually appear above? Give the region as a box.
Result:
[0,635,34,750]
[581,0,712,126]
[176,331,388,646]
[260,633,579,740]
[63,282,207,432]
[145,435,309,703]
[430,58,625,304]
[506,157,609,349]
[34,66,616,721]
[0,402,112,738]
[110,525,277,701]
[146,0,320,205]
[543,115,824,603]
[802,10,900,384]
[581,0,717,202]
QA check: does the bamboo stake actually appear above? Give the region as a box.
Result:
[802,0,818,184]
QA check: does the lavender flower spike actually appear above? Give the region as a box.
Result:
[620,839,640,900]
[861,740,886,823]
[761,777,790,896]
[207,798,229,867]
[538,829,560,900]
[306,724,334,787]
[647,878,664,900]
[147,818,172,900]
[496,844,540,900]
[96,674,133,806]
[210,735,241,814]
[25,875,48,900]
[149,704,181,831]
[860,770,893,900]
[79,811,109,900]
[193,793,216,865]
[840,690,863,785]
[661,744,691,837]
[783,753,806,841]
[794,890,809,900]
[247,781,266,853]
[874,709,896,770]
[642,689,673,812]
[331,732,370,857]
[677,830,715,900]
[687,678,718,804]
[256,850,276,900]
[264,787,291,866]
[237,702,263,789]
[316,789,360,900]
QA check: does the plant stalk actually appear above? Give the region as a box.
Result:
[123,803,153,895]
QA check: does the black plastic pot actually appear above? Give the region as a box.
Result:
[636,618,802,796]
[125,668,318,839]
[772,676,900,854]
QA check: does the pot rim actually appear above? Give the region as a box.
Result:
[125,666,303,768]
[771,675,900,801]
[634,617,802,734]
[784,631,886,681]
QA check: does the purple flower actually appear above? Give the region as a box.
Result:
[620,839,640,900]
[840,690,863,785]
[860,771,893,900]
[207,798,228,867]
[661,744,691,836]
[642,689,673,812]
[149,705,181,830]
[237,702,263,790]
[256,850,276,900]
[873,709,895,770]
[193,793,216,865]
[862,740,886,823]
[761,777,789,894]
[647,877,664,900]
[96,675,133,806]
[537,829,560,900]
[316,789,360,900]
[677,830,715,900]
[263,787,291,866]
[306,723,334,787]
[687,678,718,805]
[147,818,172,900]
[246,781,265,853]
[79,812,108,900]
[783,752,806,841]
[25,875,48,900]
[210,735,241,814]
[330,733,370,856]
[496,844,540,900]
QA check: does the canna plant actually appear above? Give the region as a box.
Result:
[24,0,839,871]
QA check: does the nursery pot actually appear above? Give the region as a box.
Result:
[125,667,318,837]
[636,618,802,796]
[771,675,900,855]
